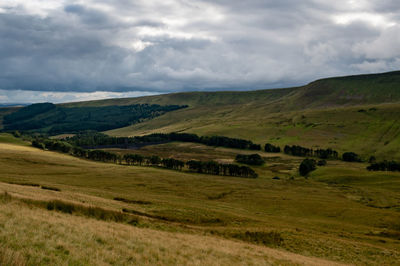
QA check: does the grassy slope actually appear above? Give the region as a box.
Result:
[0,134,400,265]
[2,71,400,159]
[106,103,400,160]
[62,71,400,160]
[63,71,400,109]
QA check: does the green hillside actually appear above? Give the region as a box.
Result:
[103,71,400,160]
[64,70,400,109]
[2,71,400,159]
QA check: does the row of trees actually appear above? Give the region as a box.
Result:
[264,143,280,153]
[284,145,314,157]
[186,160,258,178]
[65,132,262,150]
[235,154,265,165]
[31,138,257,178]
[367,160,400,172]
[283,145,339,160]
[32,139,121,163]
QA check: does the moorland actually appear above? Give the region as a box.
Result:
[1,71,400,265]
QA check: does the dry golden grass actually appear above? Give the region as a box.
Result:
[1,138,400,265]
[0,194,345,266]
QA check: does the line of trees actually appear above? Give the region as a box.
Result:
[314,149,339,159]
[264,143,281,153]
[186,160,258,178]
[284,145,313,157]
[31,138,257,178]
[235,154,265,165]
[32,138,122,163]
[367,160,400,172]
[283,145,339,159]
[65,132,262,150]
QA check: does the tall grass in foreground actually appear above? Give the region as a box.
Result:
[0,192,139,225]
[0,246,25,266]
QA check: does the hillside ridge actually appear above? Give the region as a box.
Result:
[62,70,400,109]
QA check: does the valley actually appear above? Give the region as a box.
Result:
[1,71,400,265]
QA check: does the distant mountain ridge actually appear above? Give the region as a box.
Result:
[1,70,400,159]
[63,70,400,110]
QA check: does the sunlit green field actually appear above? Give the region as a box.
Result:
[106,103,400,161]
[1,133,399,265]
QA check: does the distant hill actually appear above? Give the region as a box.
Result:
[98,71,399,159]
[2,103,187,134]
[63,70,400,109]
[2,70,400,159]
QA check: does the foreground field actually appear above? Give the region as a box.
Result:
[1,134,400,265]
[2,190,341,266]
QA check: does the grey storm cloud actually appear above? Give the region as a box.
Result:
[1,0,400,95]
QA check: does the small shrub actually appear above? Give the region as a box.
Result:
[317,160,327,166]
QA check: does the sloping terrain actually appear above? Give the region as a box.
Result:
[63,71,400,109]
[0,134,400,265]
[55,71,400,159]
[2,103,186,134]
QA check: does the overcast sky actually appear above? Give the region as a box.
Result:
[1,0,400,103]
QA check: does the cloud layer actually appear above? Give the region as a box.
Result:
[1,0,400,102]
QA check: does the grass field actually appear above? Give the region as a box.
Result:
[1,133,400,265]
[106,102,400,160]
[3,72,400,160]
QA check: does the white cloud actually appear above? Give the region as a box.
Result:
[0,90,159,104]
[0,0,399,103]
[333,12,396,28]
[353,25,400,59]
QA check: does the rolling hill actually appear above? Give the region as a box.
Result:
[1,133,400,265]
[94,71,399,160]
[1,71,400,265]
[63,70,400,108]
[2,70,400,159]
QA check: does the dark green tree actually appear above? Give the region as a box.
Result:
[299,158,317,176]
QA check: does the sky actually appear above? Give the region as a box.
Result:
[1,0,400,103]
